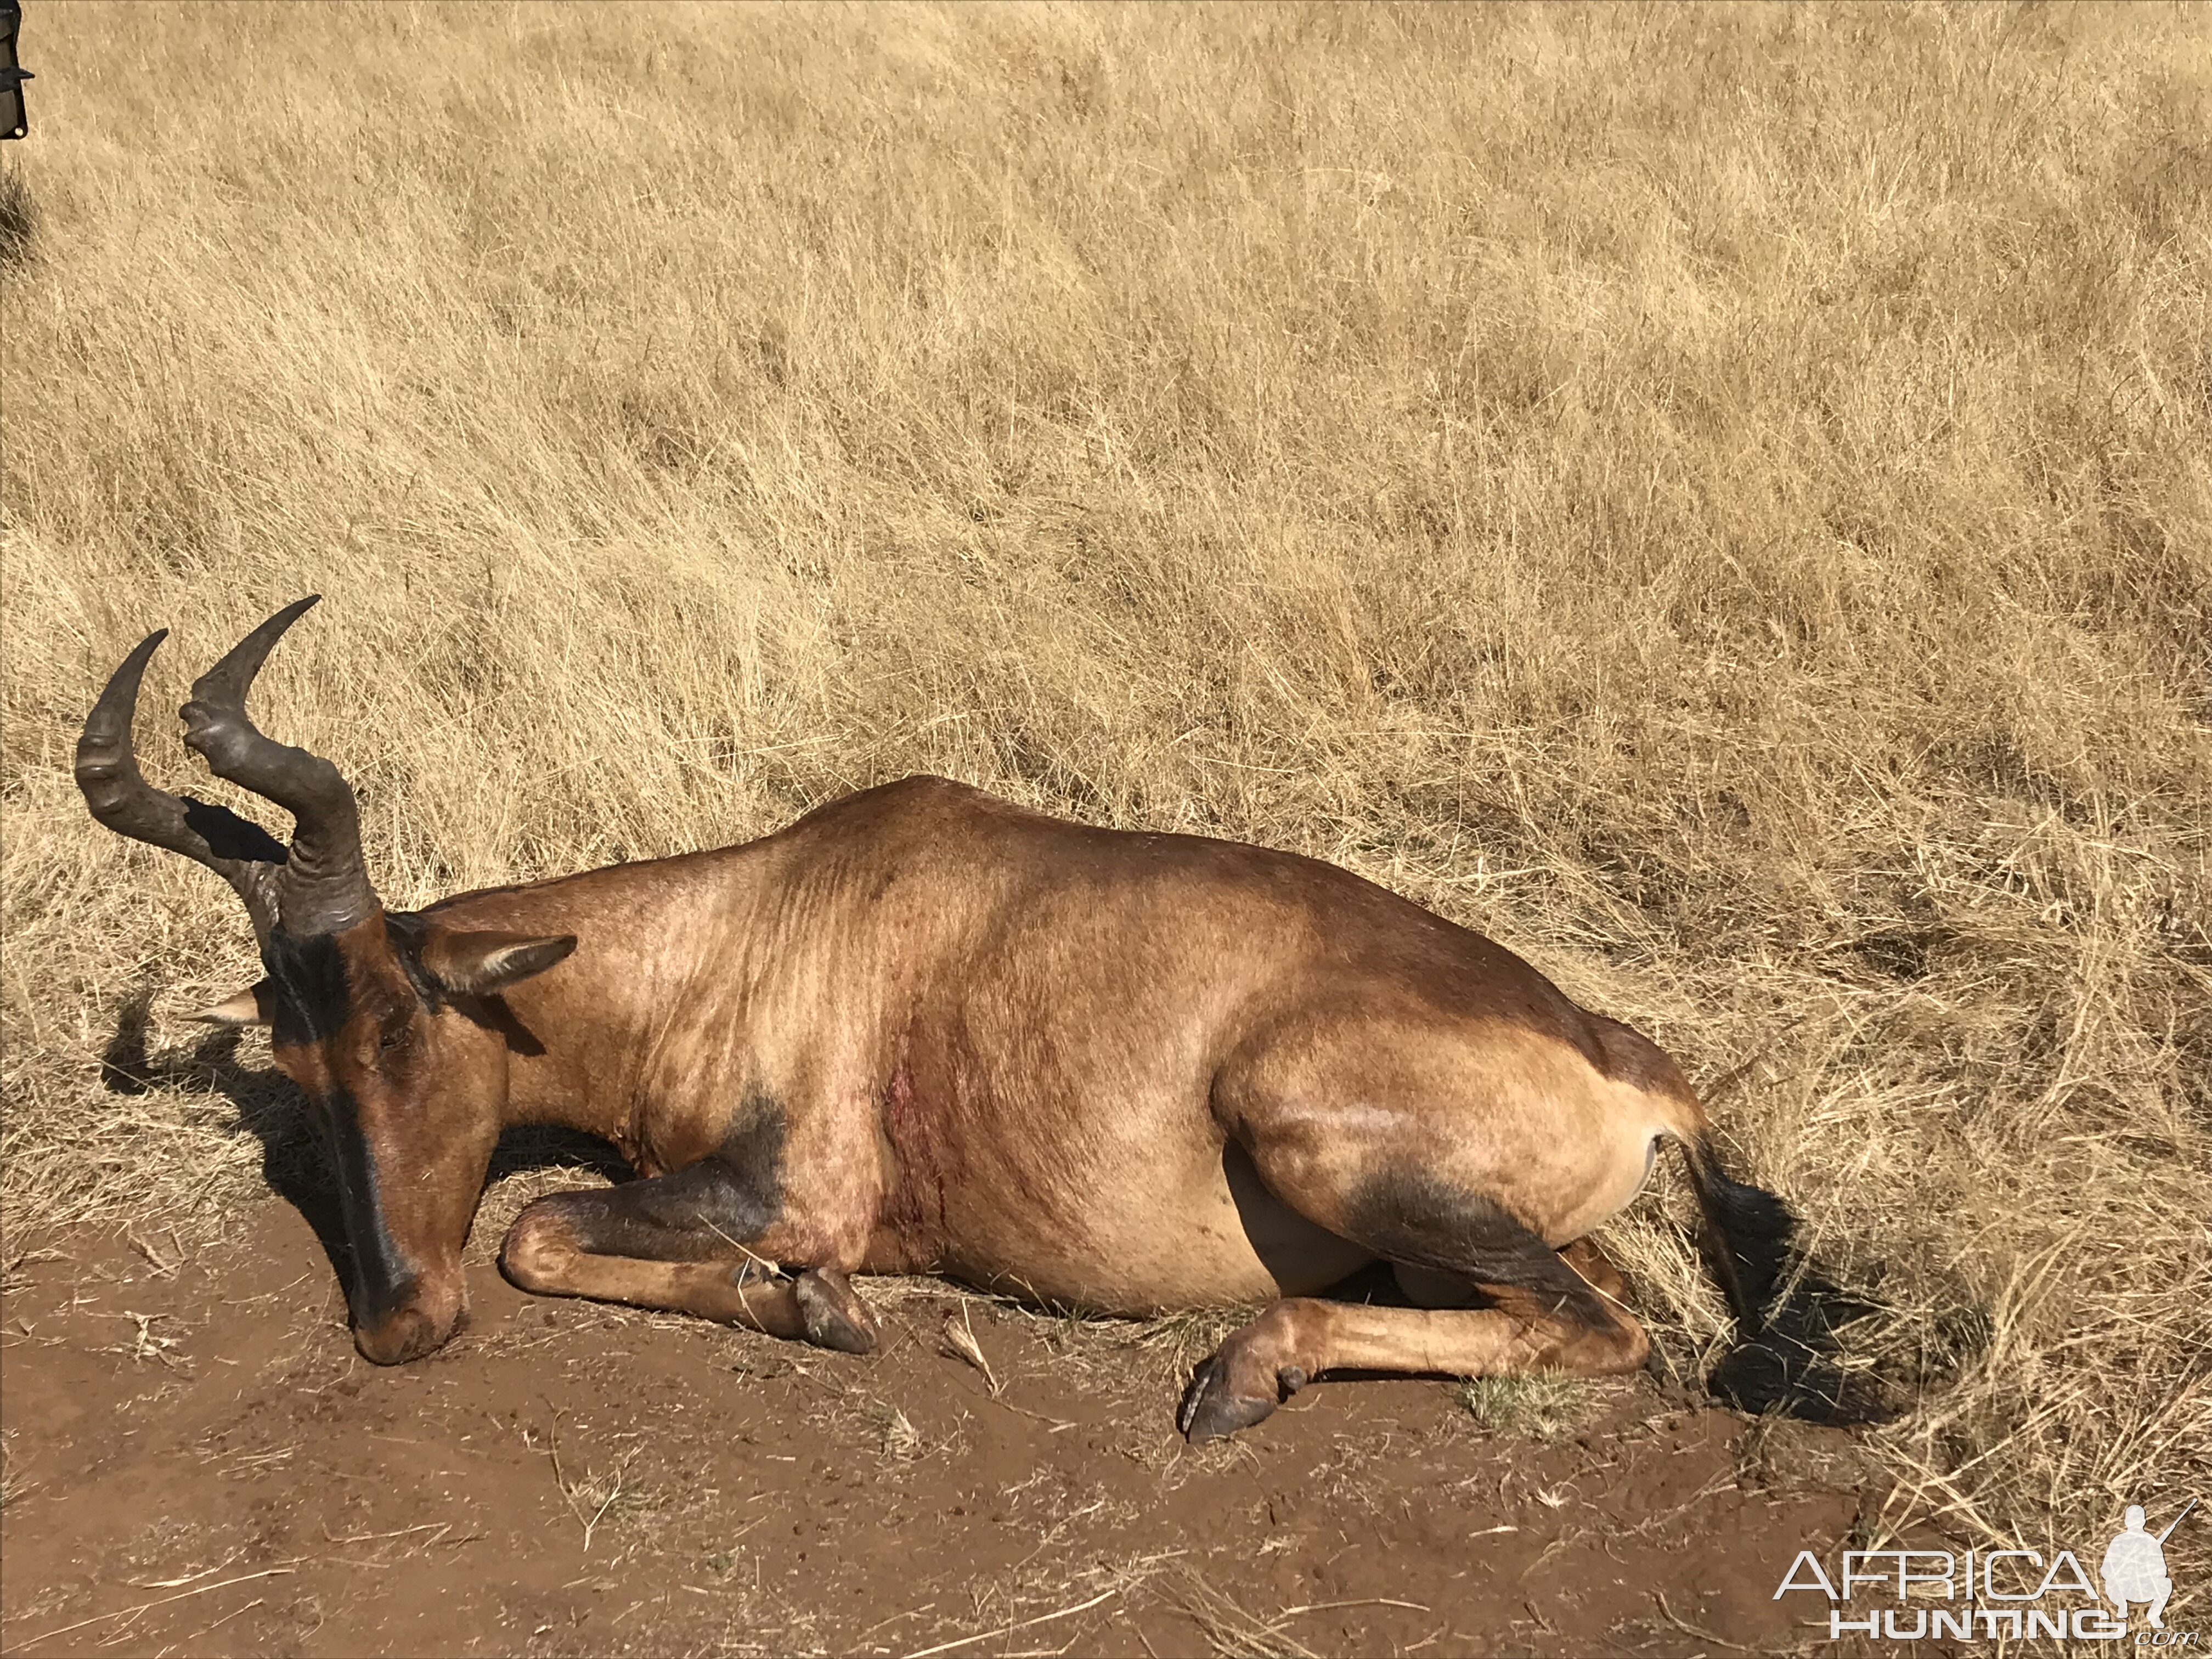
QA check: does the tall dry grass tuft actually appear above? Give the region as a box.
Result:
[3,0,2205,1579]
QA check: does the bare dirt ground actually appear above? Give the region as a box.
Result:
[3,1199,1877,1658]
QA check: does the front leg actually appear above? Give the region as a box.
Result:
[499,1160,879,1355]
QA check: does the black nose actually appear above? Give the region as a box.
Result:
[348,1261,420,1332]
[353,1304,441,1365]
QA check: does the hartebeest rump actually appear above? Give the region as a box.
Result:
[78,599,1863,1439]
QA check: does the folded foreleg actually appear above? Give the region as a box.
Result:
[499,1161,878,1354]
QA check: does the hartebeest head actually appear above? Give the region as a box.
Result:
[76,598,575,1363]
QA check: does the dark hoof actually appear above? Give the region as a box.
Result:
[795,1270,878,1356]
[1178,1355,1279,1444]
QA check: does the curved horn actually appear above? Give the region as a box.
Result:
[76,627,290,941]
[180,596,380,938]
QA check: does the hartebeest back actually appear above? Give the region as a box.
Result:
[78,599,1874,1436]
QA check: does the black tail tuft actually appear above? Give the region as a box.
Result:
[1682,1135,1894,1427]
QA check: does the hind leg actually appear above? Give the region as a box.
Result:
[1180,1175,1647,1442]
[1561,1236,1631,1304]
[1181,1278,1648,1441]
[1393,1237,1629,1310]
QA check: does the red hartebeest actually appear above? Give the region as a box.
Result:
[77,599,1866,1438]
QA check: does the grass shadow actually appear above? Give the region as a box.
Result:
[101,984,351,1283]
[0,165,34,270]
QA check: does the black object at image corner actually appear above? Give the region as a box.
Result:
[2,1,31,141]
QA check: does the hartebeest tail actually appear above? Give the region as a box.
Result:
[1680,1135,1887,1426]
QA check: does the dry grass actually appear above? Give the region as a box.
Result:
[1173,1571,1322,1659]
[1460,1374,1617,1443]
[2,0,2206,1588]
[0,1433,27,1513]
[1171,1570,1430,1659]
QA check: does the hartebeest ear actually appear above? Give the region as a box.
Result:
[420,930,578,998]
[194,981,274,1026]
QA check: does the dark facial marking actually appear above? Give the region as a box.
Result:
[259,928,421,1328]
[1344,1170,1610,1321]
[380,911,450,1014]
[259,929,354,1047]
[318,1082,416,1328]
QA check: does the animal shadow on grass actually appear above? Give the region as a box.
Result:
[101,984,631,1296]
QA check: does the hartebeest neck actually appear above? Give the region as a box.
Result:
[423,839,794,1160]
